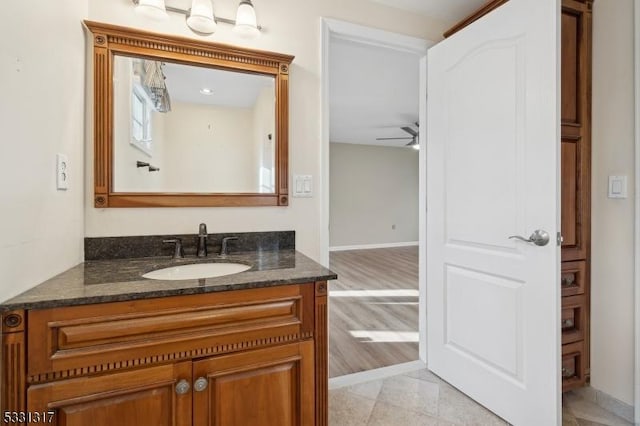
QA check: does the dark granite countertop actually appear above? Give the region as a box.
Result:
[0,250,337,311]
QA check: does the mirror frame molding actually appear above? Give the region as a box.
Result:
[84,21,294,208]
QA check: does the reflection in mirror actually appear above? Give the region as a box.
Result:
[112,55,276,193]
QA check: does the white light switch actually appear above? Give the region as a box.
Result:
[56,154,69,190]
[293,175,312,198]
[608,175,627,199]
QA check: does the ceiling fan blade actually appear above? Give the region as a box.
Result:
[376,137,413,141]
[401,126,418,137]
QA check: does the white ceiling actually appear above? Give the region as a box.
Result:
[369,0,487,23]
[163,62,273,108]
[330,38,420,148]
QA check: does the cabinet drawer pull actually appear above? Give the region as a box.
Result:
[175,379,190,395]
[562,319,574,328]
[561,276,575,287]
[194,377,208,392]
[562,366,576,378]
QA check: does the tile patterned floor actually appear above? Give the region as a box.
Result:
[563,391,632,426]
[329,369,633,426]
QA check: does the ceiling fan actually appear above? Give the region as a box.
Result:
[376,122,419,149]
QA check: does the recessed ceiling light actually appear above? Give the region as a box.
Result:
[200,88,214,95]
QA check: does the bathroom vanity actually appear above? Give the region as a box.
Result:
[0,235,335,426]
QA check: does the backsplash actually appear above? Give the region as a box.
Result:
[85,231,295,260]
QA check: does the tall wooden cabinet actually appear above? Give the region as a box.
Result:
[560,0,592,391]
[444,0,593,392]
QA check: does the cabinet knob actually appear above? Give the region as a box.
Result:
[175,379,190,395]
[194,377,208,392]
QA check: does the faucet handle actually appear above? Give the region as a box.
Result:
[163,238,184,259]
[220,236,239,256]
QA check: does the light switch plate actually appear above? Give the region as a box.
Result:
[56,153,69,190]
[608,175,627,199]
[293,175,312,198]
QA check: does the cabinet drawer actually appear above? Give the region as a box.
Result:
[27,285,315,382]
[562,341,586,391]
[561,295,586,344]
[561,261,587,297]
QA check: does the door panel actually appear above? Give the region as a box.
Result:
[193,341,314,426]
[427,0,561,425]
[561,139,579,248]
[445,266,523,379]
[27,362,192,426]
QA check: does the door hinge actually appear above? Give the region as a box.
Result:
[557,232,563,246]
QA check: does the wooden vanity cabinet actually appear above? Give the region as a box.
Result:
[444,0,593,393]
[1,282,329,426]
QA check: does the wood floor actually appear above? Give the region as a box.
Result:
[329,246,419,378]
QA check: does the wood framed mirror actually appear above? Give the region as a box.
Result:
[84,21,294,207]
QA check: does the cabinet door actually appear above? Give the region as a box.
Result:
[560,1,592,262]
[27,362,192,426]
[193,341,315,426]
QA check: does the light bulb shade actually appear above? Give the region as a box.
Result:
[233,0,260,38]
[187,0,217,34]
[135,0,169,21]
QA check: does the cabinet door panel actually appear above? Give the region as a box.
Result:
[193,341,314,426]
[27,362,192,426]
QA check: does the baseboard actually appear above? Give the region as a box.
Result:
[328,360,426,390]
[572,386,635,424]
[329,241,419,252]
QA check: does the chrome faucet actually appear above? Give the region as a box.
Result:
[163,238,184,259]
[197,223,208,257]
[220,236,238,256]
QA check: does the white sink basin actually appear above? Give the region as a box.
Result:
[143,262,251,281]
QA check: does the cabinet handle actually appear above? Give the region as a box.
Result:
[175,379,190,395]
[194,377,208,392]
[561,276,575,287]
[562,319,574,328]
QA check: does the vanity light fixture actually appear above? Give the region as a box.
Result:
[186,0,217,34]
[134,0,169,20]
[200,87,214,95]
[233,0,260,38]
[132,0,262,38]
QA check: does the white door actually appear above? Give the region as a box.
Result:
[426,0,561,425]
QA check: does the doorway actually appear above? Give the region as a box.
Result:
[320,19,432,383]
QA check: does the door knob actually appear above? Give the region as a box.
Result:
[509,229,550,247]
[175,379,190,395]
[194,377,208,392]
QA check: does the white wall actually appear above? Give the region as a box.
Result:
[85,0,446,260]
[591,0,636,406]
[0,0,87,302]
[329,143,418,247]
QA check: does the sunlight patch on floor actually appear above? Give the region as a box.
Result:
[329,289,419,297]
[349,330,419,343]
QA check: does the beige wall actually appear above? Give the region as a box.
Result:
[163,103,257,192]
[590,0,636,406]
[329,143,418,247]
[0,0,87,302]
[85,0,446,259]
[253,86,276,193]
